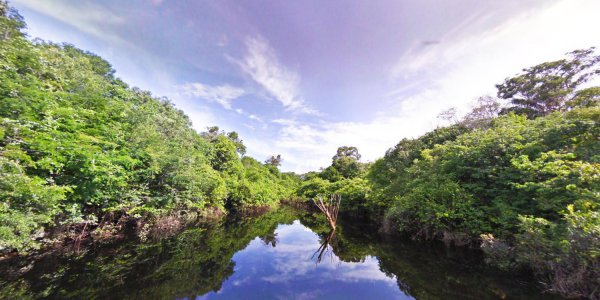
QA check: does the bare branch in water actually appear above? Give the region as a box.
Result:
[313,194,341,230]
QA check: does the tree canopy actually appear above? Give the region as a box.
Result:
[497,48,600,118]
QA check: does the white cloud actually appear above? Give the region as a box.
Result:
[392,0,600,84]
[248,114,263,122]
[248,114,267,129]
[175,83,270,133]
[243,123,256,131]
[237,36,319,115]
[179,82,245,110]
[250,111,434,173]
[172,103,218,133]
[249,221,396,286]
[13,0,127,46]
[254,0,600,173]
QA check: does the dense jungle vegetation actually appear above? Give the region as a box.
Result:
[0,3,300,253]
[1,3,598,298]
[296,50,600,297]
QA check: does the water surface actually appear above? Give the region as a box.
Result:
[0,208,560,299]
[198,220,404,299]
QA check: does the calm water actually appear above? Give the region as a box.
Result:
[197,220,404,300]
[0,208,560,299]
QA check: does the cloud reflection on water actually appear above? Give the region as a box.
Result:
[197,220,406,299]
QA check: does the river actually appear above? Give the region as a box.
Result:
[0,207,561,299]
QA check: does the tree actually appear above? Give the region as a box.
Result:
[332,146,361,161]
[331,146,362,179]
[437,107,458,125]
[201,126,246,156]
[226,131,246,156]
[461,96,501,129]
[265,154,282,167]
[0,1,25,41]
[497,48,600,118]
[201,126,221,141]
[567,86,600,109]
[0,2,299,253]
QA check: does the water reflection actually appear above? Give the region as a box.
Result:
[312,229,336,264]
[0,208,561,300]
[197,220,404,300]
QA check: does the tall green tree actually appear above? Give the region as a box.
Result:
[330,146,362,179]
[497,48,600,118]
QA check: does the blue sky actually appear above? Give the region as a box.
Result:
[11,0,600,172]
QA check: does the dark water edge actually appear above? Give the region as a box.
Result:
[0,207,563,300]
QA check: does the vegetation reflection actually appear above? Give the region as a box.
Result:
[1,207,558,299]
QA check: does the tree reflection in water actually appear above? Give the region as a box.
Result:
[0,207,560,300]
[312,229,337,264]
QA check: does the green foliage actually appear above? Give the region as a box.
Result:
[1,4,598,296]
[0,157,69,252]
[568,86,600,109]
[370,107,598,297]
[329,177,371,213]
[295,146,371,213]
[460,96,501,129]
[497,48,600,118]
[380,108,599,238]
[310,51,600,297]
[385,168,486,239]
[511,151,599,215]
[0,5,296,253]
[0,1,25,41]
[330,146,363,179]
[367,124,470,210]
[515,204,599,297]
[264,154,282,167]
[228,156,298,207]
[296,177,332,199]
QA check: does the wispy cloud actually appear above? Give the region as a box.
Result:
[171,102,218,133]
[179,82,245,110]
[247,114,267,130]
[388,1,571,80]
[390,9,494,79]
[13,0,127,46]
[248,110,435,173]
[236,36,319,115]
[230,0,600,173]
[248,114,264,123]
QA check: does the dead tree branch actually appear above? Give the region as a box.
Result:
[313,194,341,230]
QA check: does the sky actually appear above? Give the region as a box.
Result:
[11,0,600,173]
